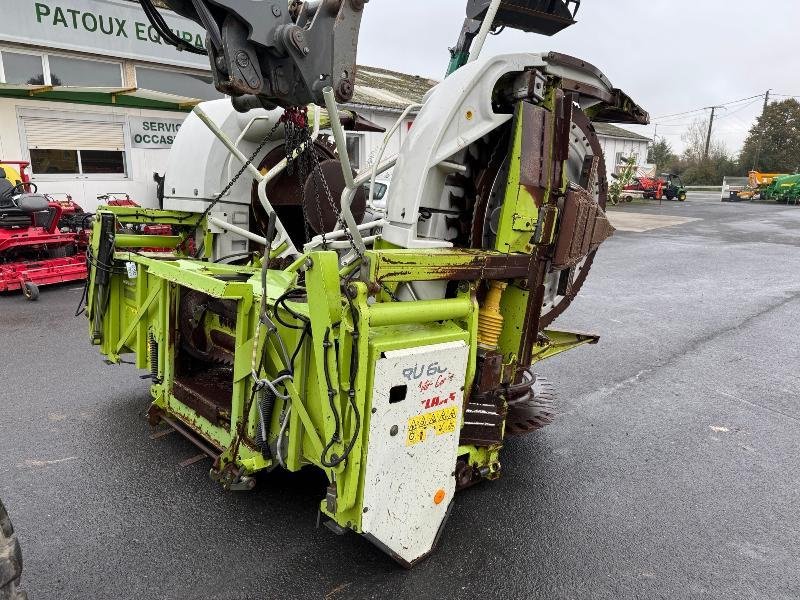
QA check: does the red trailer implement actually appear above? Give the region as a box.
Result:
[0,161,88,300]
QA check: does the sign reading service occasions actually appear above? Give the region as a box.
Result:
[129,116,185,149]
[0,0,209,70]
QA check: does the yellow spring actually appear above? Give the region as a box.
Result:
[477,281,507,350]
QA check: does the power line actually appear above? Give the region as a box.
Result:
[651,93,766,120]
[716,98,763,119]
[653,122,696,127]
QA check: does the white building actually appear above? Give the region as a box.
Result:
[0,0,228,211]
[0,0,647,212]
[592,122,653,179]
[0,0,434,212]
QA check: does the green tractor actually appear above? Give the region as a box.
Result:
[762,173,800,203]
[661,173,687,201]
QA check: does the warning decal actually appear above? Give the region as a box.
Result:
[406,406,458,446]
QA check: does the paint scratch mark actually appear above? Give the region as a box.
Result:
[18,457,78,468]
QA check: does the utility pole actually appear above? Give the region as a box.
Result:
[752,89,771,169]
[704,106,722,160]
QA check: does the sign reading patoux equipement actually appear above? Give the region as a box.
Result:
[0,0,209,70]
[129,116,185,149]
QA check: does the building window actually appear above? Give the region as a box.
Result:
[79,150,126,174]
[23,115,127,178]
[615,152,638,166]
[30,149,126,176]
[135,66,220,100]
[48,55,122,87]
[1,51,123,88]
[346,134,363,171]
[1,51,45,85]
[30,149,79,174]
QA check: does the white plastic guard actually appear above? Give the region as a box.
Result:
[361,340,469,565]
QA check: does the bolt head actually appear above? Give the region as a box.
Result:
[272,4,282,17]
[390,425,398,436]
[337,79,354,99]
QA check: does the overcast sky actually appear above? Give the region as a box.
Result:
[357,1,800,155]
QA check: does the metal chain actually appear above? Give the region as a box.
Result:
[285,110,314,245]
[199,118,284,228]
[194,117,285,257]
[309,134,364,261]
[284,112,398,300]
[297,124,401,299]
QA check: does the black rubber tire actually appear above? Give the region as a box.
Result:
[21,283,38,302]
[665,192,675,201]
[678,192,687,201]
[0,499,26,600]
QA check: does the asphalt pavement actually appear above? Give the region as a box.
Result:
[1,193,799,599]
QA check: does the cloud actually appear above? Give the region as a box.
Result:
[357,1,800,154]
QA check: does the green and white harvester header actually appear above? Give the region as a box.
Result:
[83,0,648,566]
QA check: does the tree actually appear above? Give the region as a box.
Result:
[739,98,800,173]
[681,118,727,163]
[670,117,742,185]
[647,138,675,171]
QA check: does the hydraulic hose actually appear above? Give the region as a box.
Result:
[256,388,277,458]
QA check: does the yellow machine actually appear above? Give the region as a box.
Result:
[0,164,23,186]
[737,171,787,200]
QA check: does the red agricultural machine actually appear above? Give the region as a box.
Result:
[0,161,89,300]
[623,173,687,202]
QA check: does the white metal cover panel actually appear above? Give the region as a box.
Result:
[23,116,125,151]
[361,341,469,565]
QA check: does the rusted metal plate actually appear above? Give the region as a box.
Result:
[542,52,650,125]
[552,187,614,271]
[579,154,600,191]
[539,105,608,330]
[534,204,559,245]
[367,249,536,284]
[460,349,505,446]
[516,248,548,367]
[520,103,552,191]
[590,212,615,251]
[579,201,597,257]
[554,91,573,164]
[173,370,233,427]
